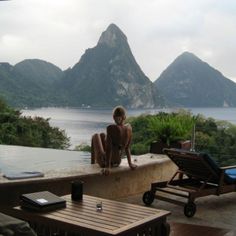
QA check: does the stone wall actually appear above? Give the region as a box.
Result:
[0,154,177,207]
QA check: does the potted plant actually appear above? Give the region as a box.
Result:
[148,112,194,154]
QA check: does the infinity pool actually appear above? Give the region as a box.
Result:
[0,144,90,174]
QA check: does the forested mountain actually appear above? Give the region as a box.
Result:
[1,26,236,108]
[154,52,236,107]
[58,24,164,108]
[0,24,164,108]
[14,59,63,85]
[0,63,19,105]
[0,60,63,107]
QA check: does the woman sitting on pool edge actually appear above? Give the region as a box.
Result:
[91,106,137,174]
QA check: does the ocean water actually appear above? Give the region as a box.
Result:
[21,107,236,149]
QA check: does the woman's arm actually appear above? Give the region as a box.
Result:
[125,125,137,170]
[105,126,113,169]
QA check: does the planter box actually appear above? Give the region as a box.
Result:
[150,140,191,154]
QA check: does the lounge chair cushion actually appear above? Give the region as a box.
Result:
[202,153,236,184]
[225,169,236,180]
[202,153,220,175]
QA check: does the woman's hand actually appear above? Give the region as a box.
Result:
[129,163,137,170]
[101,168,110,176]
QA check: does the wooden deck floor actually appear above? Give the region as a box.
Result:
[170,222,235,236]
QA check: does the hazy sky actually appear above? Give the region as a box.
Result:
[0,0,235,82]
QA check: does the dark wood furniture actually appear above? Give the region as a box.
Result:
[149,140,191,154]
[143,148,236,217]
[8,194,170,236]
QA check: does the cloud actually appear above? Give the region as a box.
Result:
[0,0,236,82]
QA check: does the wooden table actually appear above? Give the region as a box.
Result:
[8,195,170,236]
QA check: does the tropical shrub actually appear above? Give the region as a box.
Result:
[0,98,70,149]
[75,144,91,152]
[147,111,195,145]
[127,110,195,154]
[129,110,236,166]
[131,143,149,155]
[194,118,236,165]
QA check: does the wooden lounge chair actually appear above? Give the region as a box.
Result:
[143,148,236,217]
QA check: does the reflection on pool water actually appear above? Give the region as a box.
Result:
[0,144,90,174]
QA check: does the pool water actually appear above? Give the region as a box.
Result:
[0,144,90,174]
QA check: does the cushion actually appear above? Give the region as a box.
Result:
[0,212,36,236]
[201,153,220,174]
[201,153,236,184]
[3,171,44,180]
[225,168,236,180]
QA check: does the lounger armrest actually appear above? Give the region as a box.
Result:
[220,165,236,170]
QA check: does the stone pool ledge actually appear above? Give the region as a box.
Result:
[0,153,177,207]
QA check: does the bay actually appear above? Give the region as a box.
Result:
[21,107,236,149]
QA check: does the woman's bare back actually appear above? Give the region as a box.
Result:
[106,124,132,165]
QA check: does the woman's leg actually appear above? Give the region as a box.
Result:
[100,133,106,150]
[91,137,95,164]
[91,133,106,167]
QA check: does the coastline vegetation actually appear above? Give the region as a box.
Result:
[128,110,195,154]
[77,109,236,166]
[75,144,91,152]
[2,95,236,166]
[0,98,70,149]
[128,110,236,166]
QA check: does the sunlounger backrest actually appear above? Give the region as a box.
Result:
[164,148,220,183]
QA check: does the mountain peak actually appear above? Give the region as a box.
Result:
[180,51,196,57]
[155,52,236,107]
[98,23,127,47]
[62,24,163,108]
[175,51,202,63]
[0,62,13,71]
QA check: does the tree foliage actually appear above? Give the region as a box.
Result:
[128,110,195,154]
[147,110,196,145]
[194,117,236,165]
[0,98,70,149]
[128,110,236,165]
